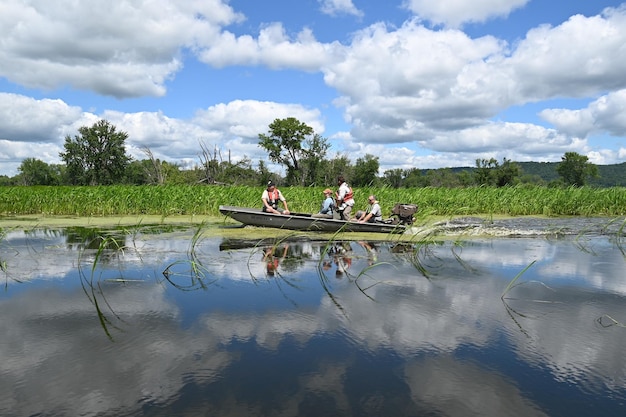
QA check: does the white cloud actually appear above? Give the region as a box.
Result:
[507,9,626,100]
[402,0,530,28]
[198,24,345,70]
[0,93,326,176]
[319,0,363,18]
[540,89,626,138]
[0,93,83,142]
[317,8,626,167]
[0,0,243,97]
[1,2,626,175]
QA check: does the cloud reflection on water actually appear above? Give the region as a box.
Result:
[0,226,625,416]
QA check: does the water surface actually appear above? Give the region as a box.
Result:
[1,220,625,416]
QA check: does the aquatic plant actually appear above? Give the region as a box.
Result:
[161,223,217,291]
[501,260,538,299]
[1,184,625,217]
[77,235,129,340]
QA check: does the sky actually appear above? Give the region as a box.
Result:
[1,0,626,177]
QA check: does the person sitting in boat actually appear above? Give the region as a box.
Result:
[335,175,355,220]
[311,188,335,218]
[262,181,290,215]
[354,195,383,223]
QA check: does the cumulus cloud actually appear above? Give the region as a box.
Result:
[319,0,363,17]
[319,7,626,166]
[0,0,243,97]
[402,0,530,28]
[198,24,345,70]
[507,9,626,100]
[0,93,83,142]
[1,1,626,175]
[540,90,626,138]
[0,92,326,175]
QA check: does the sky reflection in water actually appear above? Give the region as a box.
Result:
[1,224,625,417]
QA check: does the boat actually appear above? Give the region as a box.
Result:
[219,205,416,234]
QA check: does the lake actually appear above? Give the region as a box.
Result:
[1,218,625,416]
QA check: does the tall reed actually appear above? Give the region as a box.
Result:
[1,184,624,217]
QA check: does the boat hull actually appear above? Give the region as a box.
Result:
[219,205,406,233]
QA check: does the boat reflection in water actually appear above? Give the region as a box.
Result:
[1,224,625,416]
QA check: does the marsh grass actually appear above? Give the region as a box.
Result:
[78,235,130,340]
[1,185,625,217]
[501,260,538,299]
[161,223,218,291]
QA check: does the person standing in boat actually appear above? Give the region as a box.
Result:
[311,188,335,218]
[262,180,290,215]
[335,175,355,220]
[354,195,383,223]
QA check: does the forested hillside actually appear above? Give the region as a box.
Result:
[518,162,626,187]
[438,162,626,187]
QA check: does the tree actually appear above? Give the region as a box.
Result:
[17,158,61,185]
[352,154,380,187]
[299,134,330,186]
[258,117,329,186]
[403,168,429,188]
[60,120,131,185]
[494,158,521,187]
[474,158,498,186]
[324,154,353,186]
[556,152,598,187]
[383,168,404,188]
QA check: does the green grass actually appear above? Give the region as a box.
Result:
[0,184,625,217]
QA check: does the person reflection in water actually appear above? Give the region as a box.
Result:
[358,241,378,265]
[263,244,289,276]
[330,243,352,278]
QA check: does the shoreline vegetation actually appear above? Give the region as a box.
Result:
[0,185,625,220]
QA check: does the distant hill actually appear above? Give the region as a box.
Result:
[423,161,626,187]
[518,161,626,187]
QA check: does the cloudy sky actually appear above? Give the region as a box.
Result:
[1,0,625,177]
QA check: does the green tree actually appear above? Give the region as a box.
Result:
[474,158,498,186]
[258,117,329,186]
[352,154,380,187]
[257,160,274,186]
[124,159,153,184]
[324,155,353,186]
[383,168,404,188]
[494,158,522,187]
[556,152,598,187]
[17,158,61,185]
[60,120,131,185]
[300,134,331,186]
[403,168,429,188]
[426,168,462,187]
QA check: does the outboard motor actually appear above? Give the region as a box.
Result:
[391,203,418,225]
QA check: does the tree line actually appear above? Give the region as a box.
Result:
[0,118,604,188]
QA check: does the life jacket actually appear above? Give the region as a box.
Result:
[267,189,280,208]
[366,203,383,221]
[336,185,353,203]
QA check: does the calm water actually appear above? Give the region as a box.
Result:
[1,220,626,417]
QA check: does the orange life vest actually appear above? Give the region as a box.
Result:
[336,186,353,202]
[267,189,280,208]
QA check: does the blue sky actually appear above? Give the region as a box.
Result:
[1,0,625,177]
